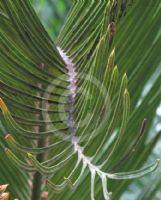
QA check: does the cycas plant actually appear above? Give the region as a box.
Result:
[0,0,161,200]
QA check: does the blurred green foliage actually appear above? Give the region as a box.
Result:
[31,0,71,38]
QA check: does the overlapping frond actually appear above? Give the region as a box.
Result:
[0,0,161,200]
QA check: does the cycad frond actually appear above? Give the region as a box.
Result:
[0,0,161,200]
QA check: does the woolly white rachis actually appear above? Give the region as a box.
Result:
[53,47,160,200]
[57,47,77,138]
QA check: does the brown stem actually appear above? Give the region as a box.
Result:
[31,64,48,200]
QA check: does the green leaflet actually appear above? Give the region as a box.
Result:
[28,152,75,176]
[107,159,160,180]
[5,148,36,172]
